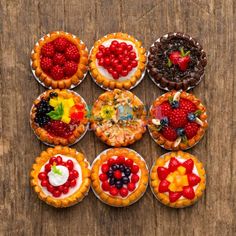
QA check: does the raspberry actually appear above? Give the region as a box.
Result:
[51,65,64,80]
[53,37,69,52]
[65,45,80,61]
[53,53,66,66]
[161,126,177,141]
[184,122,199,139]
[41,43,55,57]
[179,99,197,114]
[64,61,78,77]
[169,108,188,128]
[40,57,53,71]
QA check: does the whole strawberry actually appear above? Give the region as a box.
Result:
[154,102,172,119]
[179,99,197,114]
[64,61,78,77]
[184,122,199,139]
[169,108,188,128]
[51,65,64,80]
[53,37,69,52]
[41,43,55,58]
[40,57,53,71]
[161,126,177,141]
[65,45,80,61]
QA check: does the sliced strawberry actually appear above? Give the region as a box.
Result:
[169,108,188,128]
[182,186,195,199]
[161,126,178,141]
[169,191,182,202]
[187,173,201,186]
[179,99,197,114]
[182,159,194,174]
[178,56,190,71]
[169,51,181,64]
[168,157,181,172]
[184,122,200,139]
[158,179,170,193]
[157,167,170,180]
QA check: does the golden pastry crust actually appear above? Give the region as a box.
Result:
[30,89,88,146]
[148,91,208,150]
[30,146,91,208]
[150,151,206,208]
[89,32,146,90]
[31,31,88,89]
[90,89,146,147]
[91,148,148,207]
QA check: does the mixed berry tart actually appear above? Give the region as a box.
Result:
[30,146,91,207]
[30,89,88,146]
[91,148,148,207]
[148,91,208,150]
[31,31,88,89]
[89,32,146,90]
[147,32,207,91]
[91,89,146,146]
[150,151,206,208]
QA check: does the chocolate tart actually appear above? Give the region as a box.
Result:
[90,89,146,146]
[91,148,148,207]
[148,91,208,150]
[89,32,146,90]
[30,146,91,208]
[31,31,88,89]
[30,89,89,146]
[147,32,207,91]
[150,151,206,208]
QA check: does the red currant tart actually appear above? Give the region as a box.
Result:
[90,89,146,147]
[30,89,88,146]
[147,32,207,91]
[89,32,146,90]
[150,151,206,208]
[148,91,208,150]
[31,31,88,89]
[91,148,148,207]
[30,146,91,207]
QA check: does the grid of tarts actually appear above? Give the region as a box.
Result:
[150,151,206,208]
[30,146,91,208]
[30,89,89,146]
[31,31,88,89]
[91,148,149,207]
[89,32,147,90]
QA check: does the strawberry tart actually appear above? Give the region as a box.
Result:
[150,151,206,208]
[30,89,88,146]
[90,89,146,146]
[147,32,207,91]
[30,146,91,207]
[91,148,148,207]
[31,31,88,89]
[148,91,208,150]
[89,32,146,90]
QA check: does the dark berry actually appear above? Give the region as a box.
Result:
[109,177,115,185]
[188,112,196,121]
[115,180,123,189]
[171,100,179,108]
[160,117,169,126]
[121,176,130,184]
[177,128,185,136]
[124,168,131,177]
[107,169,113,178]
[119,164,125,172]
[111,164,119,171]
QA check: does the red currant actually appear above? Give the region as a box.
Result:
[99,45,105,52]
[72,170,79,178]
[41,180,48,187]
[66,160,74,170]
[127,65,132,71]
[129,52,136,60]
[109,44,116,51]
[99,173,108,181]
[116,64,123,74]
[120,187,128,197]
[96,52,103,59]
[58,185,64,192]
[114,170,122,179]
[70,179,77,187]
[53,190,61,198]
[125,159,134,167]
[120,42,127,49]
[104,57,111,66]
[49,156,57,164]
[102,181,110,191]
[127,45,133,51]
[131,60,138,68]
[116,47,123,54]
[104,48,110,55]
[116,156,125,164]
[47,184,54,193]
[107,158,116,166]
[98,58,104,66]
[127,182,136,191]
[131,165,139,174]
[44,163,51,172]
[69,171,75,180]
[64,181,70,187]
[122,59,129,67]
[112,59,119,67]
[111,40,118,46]
[112,71,119,80]
[56,156,62,165]
[131,174,139,183]
[63,186,69,194]
[101,164,109,173]
[38,172,47,180]
[108,67,113,74]
[109,186,119,196]
[118,54,124,62]
[121,70,128,77]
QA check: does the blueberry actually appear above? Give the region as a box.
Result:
[115,180,123,189]
[188,113,196,121]
[124,168,131,177]
[160,117,169,126]
[119,164,125,172]
[121,176,130,184]
[107,170,113,177]
[177,128,185,137]
[171,101,179,108]
[109,177,115,185]
[111,164,119,171]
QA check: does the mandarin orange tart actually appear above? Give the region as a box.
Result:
[91,148,148,207]
[31,31,88,89]
[148,91,208,150]
[30,89,88,146]
[89,32,147,90]
[90,89,146,147]
[30,146,91,207]
[150,151,206,208]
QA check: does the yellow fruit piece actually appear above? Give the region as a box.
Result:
[181,175,189,186]
[166,174,174,183]
[175,175,183,187]
[49,98,59,108]
[63,98,75,108]
[169,183,177,192]
[61,115,71,124]
[177,166,186,175]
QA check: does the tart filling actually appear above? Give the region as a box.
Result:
[91,89,146,147]
[148,91,208,150]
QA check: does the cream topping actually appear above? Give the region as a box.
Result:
[48,165,69,187]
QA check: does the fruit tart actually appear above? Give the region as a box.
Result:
[30,89,88,146]
[148,91,208,150]
[90,89,146,146]
[147,32,207,91]
[30,146,91,207]
[31,31,88,89]
[91,148,148,207]
[150,151,206,208]
[89,32,146,90]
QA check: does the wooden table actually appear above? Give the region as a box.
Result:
[1,0,235,235]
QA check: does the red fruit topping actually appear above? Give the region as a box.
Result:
[179,99,197,114]
[64,61,78,77]
[182,186,195,199]
[40,57,53,72]
[63,186,69,194]
[38,172,47,180]
[127,182,136,191]
[75,104,85,110]
[187,173,201,186]
[169,108,188,128]
[49,156,57,164]
[65,45,80,61]
[157,167,170,180]
[47,184,54,193]
[178,56,190,71]
[109,186,119,196]
[53,190,61,198]
[101,164,109,173]
[116,156,125,164]
[70,179,77,187]
[169,51,181,64]
[66,160,74,170]
[58,185,64,192]
[169,191,182,202]
[41,43,55,57]
[182,159,194,174]
[107,158,116,167]
[45,121,74,138]
[56,156,62,164]
[154,102,172,119]
[99,173,108,181]
[168,158,181,172]
[51,65,64,80]
[69,171,75,180]
[72,170,79,178]
[161,126,177,141]
[53,53,66,66]
[131,165,139,174]
[53,37,69,52]
[125,159,134,168]
[184,122,200,139]
[64,181,70,187]
[158,179,170,193]
[102,181,110,191]
[114,170,122,180]
[131,174,139,183]
[120,187,128,197]
[41,179,48,187]
[44,163,51,172]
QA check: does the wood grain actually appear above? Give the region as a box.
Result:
[0,0,235,235]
